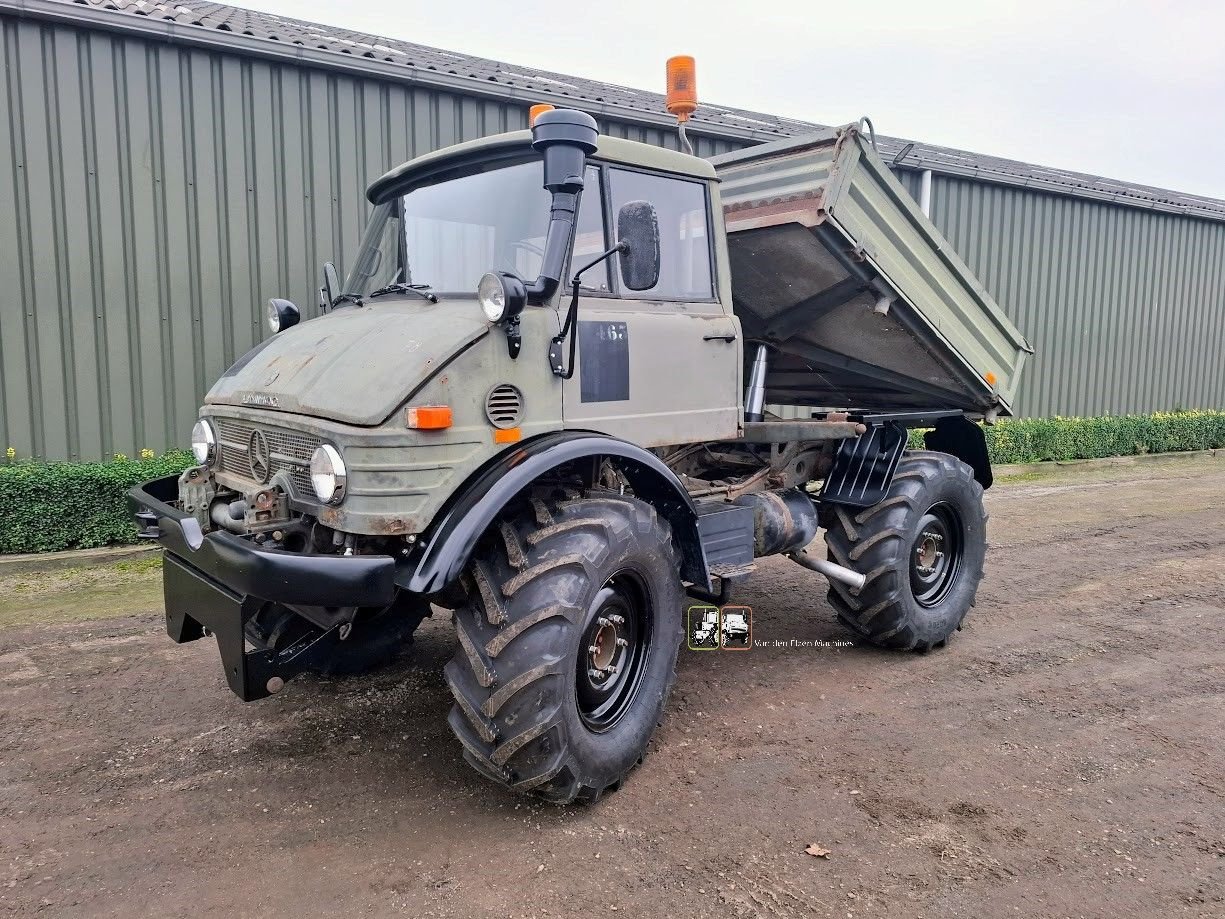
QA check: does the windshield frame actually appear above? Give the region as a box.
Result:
[349,150,557,300]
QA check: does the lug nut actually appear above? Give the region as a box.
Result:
[596,616,610,628]
[616,637,628,647]
[588,668,604,680]
[609,614,625,626]
[588,644,600,656]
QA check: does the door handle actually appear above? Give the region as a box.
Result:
[703,333,737,342]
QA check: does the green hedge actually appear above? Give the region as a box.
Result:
[907,410,1225,465]
[0,451,193,553]
[3,409,1224,555]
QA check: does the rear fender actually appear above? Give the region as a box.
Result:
[399,432,710,594]
[924,415,993,488]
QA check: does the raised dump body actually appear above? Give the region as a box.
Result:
[712,126,1033,418]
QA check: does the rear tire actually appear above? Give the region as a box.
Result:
[825,450,987,651]
[444,491,684,804]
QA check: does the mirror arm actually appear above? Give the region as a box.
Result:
[573,242,627,286]
[548,243,626,379]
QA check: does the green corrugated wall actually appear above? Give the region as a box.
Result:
[890,169,1225,420]
[1,12,1223,459]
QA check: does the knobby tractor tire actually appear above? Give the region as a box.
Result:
[444,492,684,804]
[825,450,987,651]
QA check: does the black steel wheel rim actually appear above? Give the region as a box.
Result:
[909,502,964,607]
[575,569,653,732]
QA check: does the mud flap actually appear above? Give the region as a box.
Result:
[924,415,993,488]
[819,422,907,508]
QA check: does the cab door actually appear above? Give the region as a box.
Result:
[562,165,741,447]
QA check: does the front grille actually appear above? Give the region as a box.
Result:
[213,416,320,497]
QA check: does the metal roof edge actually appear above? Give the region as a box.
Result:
[0,0,789,145]
[891,161,1225,224]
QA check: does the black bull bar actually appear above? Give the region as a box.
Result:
[127,474,397,701]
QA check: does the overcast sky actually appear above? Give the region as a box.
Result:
[239,0,1225,200]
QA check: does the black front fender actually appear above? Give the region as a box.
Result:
[400,432,709,594]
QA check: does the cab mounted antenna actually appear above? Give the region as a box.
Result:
[665,56,698,156]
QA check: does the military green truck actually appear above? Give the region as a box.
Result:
[131,108,1032,804]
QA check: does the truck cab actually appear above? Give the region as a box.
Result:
[193,118,740,543]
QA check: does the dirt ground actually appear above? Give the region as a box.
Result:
[2,459,1223,918]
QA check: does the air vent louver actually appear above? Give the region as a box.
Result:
[485,384,523,429]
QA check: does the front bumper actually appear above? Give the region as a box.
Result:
[128,474,398,700]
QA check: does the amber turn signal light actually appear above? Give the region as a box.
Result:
[665,56,698,122]
[493,427,522,444]
[529,103,555,126]
[406,405,452,429]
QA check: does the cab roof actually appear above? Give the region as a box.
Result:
[367,130,716,203]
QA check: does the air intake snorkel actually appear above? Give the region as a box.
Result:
[524,109,599,304]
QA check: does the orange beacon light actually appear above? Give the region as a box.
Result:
[529,103,555,125]
[665,56,698,122]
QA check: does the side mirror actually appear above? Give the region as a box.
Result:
[320,262,339,310]
[616,200,661,292]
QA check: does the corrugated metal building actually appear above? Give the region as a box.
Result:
[2,0,1223,460]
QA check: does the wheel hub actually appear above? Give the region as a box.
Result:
[576,571,652,732]
[909,502,964,607]
[587,617,623,677]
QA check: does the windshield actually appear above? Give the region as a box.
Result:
[344,159,552,297]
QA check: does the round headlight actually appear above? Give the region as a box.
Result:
[309,444,347,504]
[477,272,526,324]
[190,419,216,465]
[477,272,507,323]
[267,297,301,334]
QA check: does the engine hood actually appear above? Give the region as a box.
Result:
[205,300,489,426]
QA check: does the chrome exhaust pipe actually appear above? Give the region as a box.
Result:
[788,549,867,591]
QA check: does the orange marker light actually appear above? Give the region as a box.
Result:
[493,427,522,444]
[665,56,698,122]
[529,103,555,126]
[406,405,452,430]
[985,371,998,387]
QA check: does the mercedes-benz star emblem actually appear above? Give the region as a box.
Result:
[247,429,271,483]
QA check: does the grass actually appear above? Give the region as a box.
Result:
[0,557,164,630]
[992,471,1051,485]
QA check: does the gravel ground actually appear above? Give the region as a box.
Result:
[1,459,1222,918]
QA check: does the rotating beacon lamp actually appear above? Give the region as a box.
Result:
[665,55,699,154]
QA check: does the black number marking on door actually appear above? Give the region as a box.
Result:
[579,320,630,403]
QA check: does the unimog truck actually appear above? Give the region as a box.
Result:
[131,86,1031,803]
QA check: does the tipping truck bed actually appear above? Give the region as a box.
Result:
[712,125,1033,417]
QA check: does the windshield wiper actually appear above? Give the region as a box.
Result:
[330,292,365,308]
[368,282,438,303]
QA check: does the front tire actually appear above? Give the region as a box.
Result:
[444,492,684,803]
[825,451,987,650]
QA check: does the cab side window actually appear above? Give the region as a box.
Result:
[608,168,713,301]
